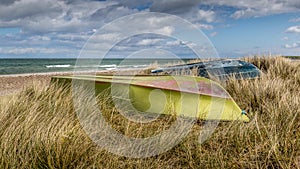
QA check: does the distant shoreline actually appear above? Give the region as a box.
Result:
[0,57,181,75]
[0,72,73,78]
[0,70,112,96]
[0,70,109,78]
[0,68,149,96]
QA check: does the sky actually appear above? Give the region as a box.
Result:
[0,0,300,58]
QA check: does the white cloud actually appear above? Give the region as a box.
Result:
[0,0,123,33]
[29,36,51,41]
[56,33,90,41]
[150,0,201,14]
[0,0,63,21]
[282,37,289,40]
[147,0,300,20]
[284,42,299,49]
[166,40,181,46]
[197,10,215,23]
[98,15,176,37]
[285,26,300,33]
[0,47,70,54]
[194,23,214,30]
[230,3,291,19]
[92,33,121,42]
[289,17,300,22]
[157,26,175,35]
[202,0,300,19]
[210,32,218,37]
[1,0,299,34]
[231,8,254,19]
[136,39,163,45]
[145,16,176,28]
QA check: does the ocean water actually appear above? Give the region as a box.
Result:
[0,58,191,75]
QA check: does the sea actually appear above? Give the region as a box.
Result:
[0,58,193,75]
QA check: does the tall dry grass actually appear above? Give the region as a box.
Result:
[0,56,299,168]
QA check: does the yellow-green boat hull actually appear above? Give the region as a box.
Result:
[51,75,249,122]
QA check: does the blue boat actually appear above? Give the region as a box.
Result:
[151,59,261,80]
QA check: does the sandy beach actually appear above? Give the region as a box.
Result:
[0,71,110,96]
[0,68,148,96]
[0,72,73,96]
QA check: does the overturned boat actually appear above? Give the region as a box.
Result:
[51,75,249,122]
[151,59,261,80]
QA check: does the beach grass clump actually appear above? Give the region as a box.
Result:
[0,56,299,168]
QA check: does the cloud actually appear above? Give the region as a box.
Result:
[285,26,300,33]
[0,0,120,33]
[92,33,121,42]
[0,47,70,54]
[166,40,181,46]
[136,38,163,45]
[210,32,217,37]
[230,3,293,19]
[0,0,19,5]
[29,35,51,41]
[2,0,296,36]
[231,8,255,19]
[56,33,89,42]
[196,10,215,23]
[1,0,299,34]
[194,23,213,30]
[289,17,300,22]
[89,4,138,23]
[282,37,289,40]
[134,0,298,21]
[200,0,300,19]
[1,0,300,58]
[96,15,176,37]
[157,26,175,35]
[284,42,299,49]
[0,0,63,21]
[150,0,200,14]
[125,0,300,20]
[119,0,153,9]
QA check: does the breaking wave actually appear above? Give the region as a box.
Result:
[46,64,71,68]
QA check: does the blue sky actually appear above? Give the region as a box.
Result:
[0,0,300,58]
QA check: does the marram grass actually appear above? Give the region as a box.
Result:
[0,56,299,168]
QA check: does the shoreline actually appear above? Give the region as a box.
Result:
[0,70,110,78]
[0,70,110,96]
[0,66,151,77]
[0,68,151,96]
